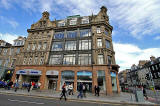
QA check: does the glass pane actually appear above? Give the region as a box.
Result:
[67,31,77,38]
[54,32,64,39]
[80,29,91,37]
[65,41,76,50]
[52,42,63,51]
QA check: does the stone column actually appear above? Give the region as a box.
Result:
[39,68,46,90]
[56,71,61,91]
[105,67,112,95]
[92,67,98,93]
[116,72,120,93]
[74,71,77,92]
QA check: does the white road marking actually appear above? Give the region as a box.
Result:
[8,99,44,105]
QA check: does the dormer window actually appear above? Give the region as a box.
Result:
[58,20,66,27]
[70,18,77,25]
[81,17,89,24]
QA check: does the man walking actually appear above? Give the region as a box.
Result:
[14,81,19,92]
[77,83,83,99]
[60,83,67,101]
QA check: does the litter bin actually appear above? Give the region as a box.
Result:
[135,90,144,102]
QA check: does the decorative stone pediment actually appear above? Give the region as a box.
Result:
[91,6,109,23]
[31,11,56,29]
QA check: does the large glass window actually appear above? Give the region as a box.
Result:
[58,20,66,27]
[54,32,64,39]
[43,42,47,50]
[78,54,91,65]
[9,48,14,55]
[27,43,31,50]
[97,70,106,91]
[97,27,101,33]
[37,42,42,50]
[67,31,77,38]
[0,59,2,66]
[97,39,102,48]
[16,48,20,54]
[49,55,62,65]
[4,59,9,67]
[65,41,76,50]
[98,55,104,64]
[81,17,89,24]
[63,54,75,65]
[104,30,108,36]
[70,18,77,25]
[106,40,110,48]
[3,48,8,55]
[79,40,91,50]
[107,55,112,65]
[80,29,91,37]
[52,42,63,51]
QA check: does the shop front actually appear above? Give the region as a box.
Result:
[77,71,92,92]
[61,70,74,90]
[46,70,58,90]
[110,72,117,92]
[97,70,106,92]
[16,69,41,86]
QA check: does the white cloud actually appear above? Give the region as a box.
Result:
[113,42,160,71]
[7,20,19,28]
[0,33,23,44]
[0,0,12,9]
[154,36,160,40]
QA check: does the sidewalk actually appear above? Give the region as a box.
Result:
[0,88,155,105]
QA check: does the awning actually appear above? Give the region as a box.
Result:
[46,70,59,75]
[16,69,41,75]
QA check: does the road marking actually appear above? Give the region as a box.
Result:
[8,99,44,105]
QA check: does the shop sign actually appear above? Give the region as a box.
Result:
[77,71,92,76]
[16,69,41,75]
[110,72,116,77]
[46,70,59,75]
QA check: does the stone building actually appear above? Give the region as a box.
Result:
[11,6,120,95]
[0,37,25,80]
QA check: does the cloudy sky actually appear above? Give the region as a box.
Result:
[0,0,160,71]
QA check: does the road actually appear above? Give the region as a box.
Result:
[0,93,139,106]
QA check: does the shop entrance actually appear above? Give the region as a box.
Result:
[77,71,92,92]
[77,81,92,92]
[48,80,57,90]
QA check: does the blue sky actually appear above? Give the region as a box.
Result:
[0,0,160,71]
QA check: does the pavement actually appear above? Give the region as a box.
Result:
[0,88,157,105]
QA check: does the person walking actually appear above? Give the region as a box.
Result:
[68,83,73,95]
[142,86,148,99]
[77,83,83,99]
[96,85,100,96]
[83,84,87,98]
[27,82,32,92]
[94,85,97,96]
[60,83,67,101]
[14,81,19,92]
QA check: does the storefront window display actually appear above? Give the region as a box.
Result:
[97,70,106,91]
[61,71,74,89]
[111,72,117,92]
[77,71,92,92]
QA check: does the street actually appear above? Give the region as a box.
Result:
[0,93,138,106]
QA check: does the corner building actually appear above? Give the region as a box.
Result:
[12,6,120,95]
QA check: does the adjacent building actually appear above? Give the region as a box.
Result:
[11,6,120,95]
[0,37,26,81]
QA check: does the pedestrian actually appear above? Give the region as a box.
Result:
[68,83,73,95]
[96,85,100,96]
[142,86,148,99]
[14,81,19,92]
[30,81,35,91]
[83,84,87,98]
[94,85,97,96]
[77,83,83,99]
[27,82,32,92]
[7,81,13,90]
[38,82,41,89]
[60,83,67,101]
